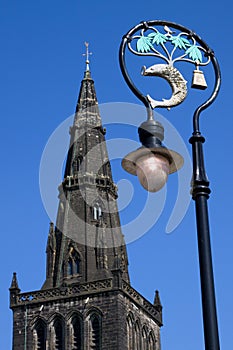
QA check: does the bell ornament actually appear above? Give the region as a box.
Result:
[191,69,207,90]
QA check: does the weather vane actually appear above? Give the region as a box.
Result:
[119,20,216,119]
[83,42,92,71]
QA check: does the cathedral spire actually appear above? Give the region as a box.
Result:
[43,57,129,289]
[72,43,101,130]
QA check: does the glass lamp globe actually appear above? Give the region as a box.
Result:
[136,153,170,192]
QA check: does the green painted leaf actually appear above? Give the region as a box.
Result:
[185,45,203,62]
[136,36,153,52]
[148,32,167,45]
[170,36,190,49]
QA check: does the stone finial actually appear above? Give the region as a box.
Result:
[9,272,20,291]
[9,272,20,308]
[154,290,163,325]
[154,290,162,309]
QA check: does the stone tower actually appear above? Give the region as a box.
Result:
[10,55,163,349]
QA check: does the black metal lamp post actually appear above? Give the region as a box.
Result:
[119,20,221,350]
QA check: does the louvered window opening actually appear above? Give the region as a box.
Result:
[54,321,63,350]
[90,317,100,350]
[72,317,82,350]
[35,322,46,350]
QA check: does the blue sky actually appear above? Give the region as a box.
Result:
[1,0,233,349]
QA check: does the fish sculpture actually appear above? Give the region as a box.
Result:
[141,64,188,109]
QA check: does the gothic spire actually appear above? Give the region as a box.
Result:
[43,52,129,289]
[70,43,102,137]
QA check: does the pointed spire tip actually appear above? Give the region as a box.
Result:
[154,290,162,307]
[10,272,20,290]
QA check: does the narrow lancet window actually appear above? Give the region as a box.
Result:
[90,315,101,350]
[73,156,83,174]
[142,326,148,350]
[54,318,64,350]
[93,205,102,221]
[134,321,140,350]
[68,258,73,275]
[67,248,81,276]
[127,315,134,350]
[71,316,82,350]
[34,319,46,350]
[148,332,156,350]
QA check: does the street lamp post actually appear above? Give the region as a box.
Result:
[119,20,221,350]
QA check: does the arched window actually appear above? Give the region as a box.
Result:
[127,314,134,350]
[34,319,46,350]
[53,318,64,350]
[134,321,140,350]
[68,258,73,275]
[73,156,83,174]
[67,248,80,277]
[148,332,156,350]
[74,255,80,274]
[142,326,148,350]
[71,316,82,350]
[93,205,102,221]
[89,315,101,350]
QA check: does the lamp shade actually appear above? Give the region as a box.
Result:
[122,146,184,193]
[136,153,170,192]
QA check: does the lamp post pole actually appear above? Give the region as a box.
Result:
[189,131,220,350]
[119,20,221,350]
[189,52,221,350]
